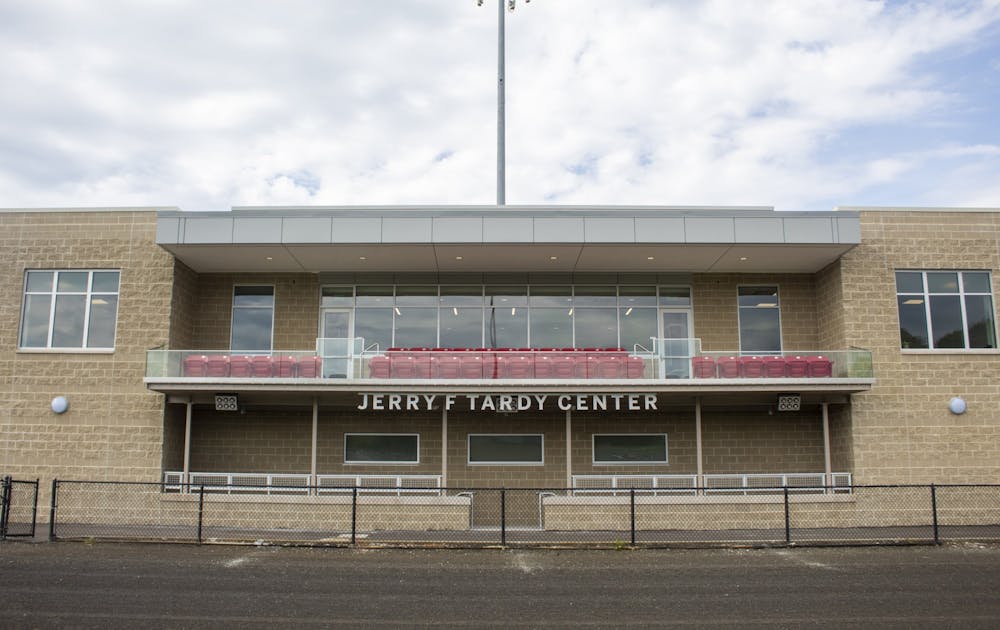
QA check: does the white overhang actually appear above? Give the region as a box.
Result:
[156,205,860,274]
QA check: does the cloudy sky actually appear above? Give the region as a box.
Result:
[1,0,999,212]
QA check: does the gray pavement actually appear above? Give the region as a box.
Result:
[1,541,999,628]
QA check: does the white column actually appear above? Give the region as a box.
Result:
[695,397,704,491]
[182,400,193,487]
[442,407,448,488]
[311,397,319,490]
[565,409,573,489]
[822,402,832,493]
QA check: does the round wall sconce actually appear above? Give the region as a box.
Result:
[51,396,69,414]
[948,397,967,415]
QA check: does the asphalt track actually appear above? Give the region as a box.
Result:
[1,542,999,628]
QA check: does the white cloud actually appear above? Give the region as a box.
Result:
[0,0,998,210]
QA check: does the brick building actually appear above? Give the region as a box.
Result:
[2,205,999,507]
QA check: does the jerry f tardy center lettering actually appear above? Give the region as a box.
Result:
[357,393,659,412]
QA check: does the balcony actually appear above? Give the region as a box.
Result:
[144,338,873,396]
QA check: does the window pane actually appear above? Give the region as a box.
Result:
[927,272,959,293]
[897,296,929,349]
[619,307,656,351]
[963,272,992,293]
[20,294,51,347]
[929,295,964,348]
[965,295,997,349]
[393,307,436,348]
[895,271,924,293]
[439,286,483,306]
[659,286,691,306]
[573,286,617,306]
[395,285,437,306]
[574,308,618,348]
[486,305,528,348]
[345,434,418,463]
[440,307,483,348]
[91,271,120,293]
[529,286,572,306]
[231,308,273,351]
[738,286,779,307]
[530,308,572,349]
[619,286,657,307]
[355,308,393,350]
[739,307,781,353]
[594,435,667,463]
[52,294,86,347]
[57,272,88,293]
[355,286,393,306]
[26,271,53,292]
[233,286,274,307]
[469,435,543,464]
[485,285,528,307]
[87,295,118,348]
[321,286,353,307]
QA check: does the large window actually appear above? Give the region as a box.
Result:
[738,286,781,354]
[593,434,668,464]
[468,434,544,465]
[323,284,676,350]
[344,434,419,464]
[19,270,120,350]
[896,271,997,350]
[231,285,274,351]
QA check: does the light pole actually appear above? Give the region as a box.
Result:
[479,0,530,206]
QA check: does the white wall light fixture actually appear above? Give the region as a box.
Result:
[948,397,967,415]
[51,396,69,414]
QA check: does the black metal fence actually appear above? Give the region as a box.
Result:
[1,477,39,540]
[42,480,1000,548]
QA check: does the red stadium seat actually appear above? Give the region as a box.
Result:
[624,355,645,378]
[250,355,273,378]
[785,355,808,378]
[762,356,786,378]
[273,355,297,378]
[717,356,740,378]
[739,356,765,378]
[368,355,390,378]
[183,354,208,377]
[807,355,833,377]
[297,356,322,378]
[229,355,253,378]
[691,356,716,379]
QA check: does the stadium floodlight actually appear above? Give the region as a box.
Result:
[478,0,534,206]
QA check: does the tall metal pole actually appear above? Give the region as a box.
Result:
[497,0,506,206]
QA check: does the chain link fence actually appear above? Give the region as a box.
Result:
[40,480,1000,548]
[1,477,39,539]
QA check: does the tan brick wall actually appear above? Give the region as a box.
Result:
[845,210,1000,483]
[692,273,820,352]
[168,261,198,349]
[0,211,172,489]
[191,273,319,350]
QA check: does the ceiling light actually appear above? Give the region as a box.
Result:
[739,257,748,261]
[625,307,633,316]
[903,299,924,305]
[549,256,558,260]
[359,256,367,261]
[511,307,516,316]
[266,256,273,261]
[394,307,401,316]
[568,308,574,316]
[452,307,459,316]
[646,256,655,261]
[455,256,463,260]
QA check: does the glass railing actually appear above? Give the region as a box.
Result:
[145,339,873,381]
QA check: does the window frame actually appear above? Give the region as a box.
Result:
[467,433,545,466]
[895,270,998,351]
[18,269,121,352]
[737,284,782,355]
[592,433,669,466]
[230,284,275,352]
[343,433,420,465]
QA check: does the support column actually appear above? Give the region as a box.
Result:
[695,397,703,492]
[441,407,448,488]
[311,397,319,491]
[822,402,832,493]
[565,409,573,490]
[182,400,193,487]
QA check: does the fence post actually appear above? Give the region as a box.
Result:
[351,487,357,546]
[30,480,39,539]
[1,476,11,540]
[197,485,205,544]
[783,486,791,544]
[500,488,506,547]
[630,488,636,546]
[48,479,58,541]
[930,484,939,545]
